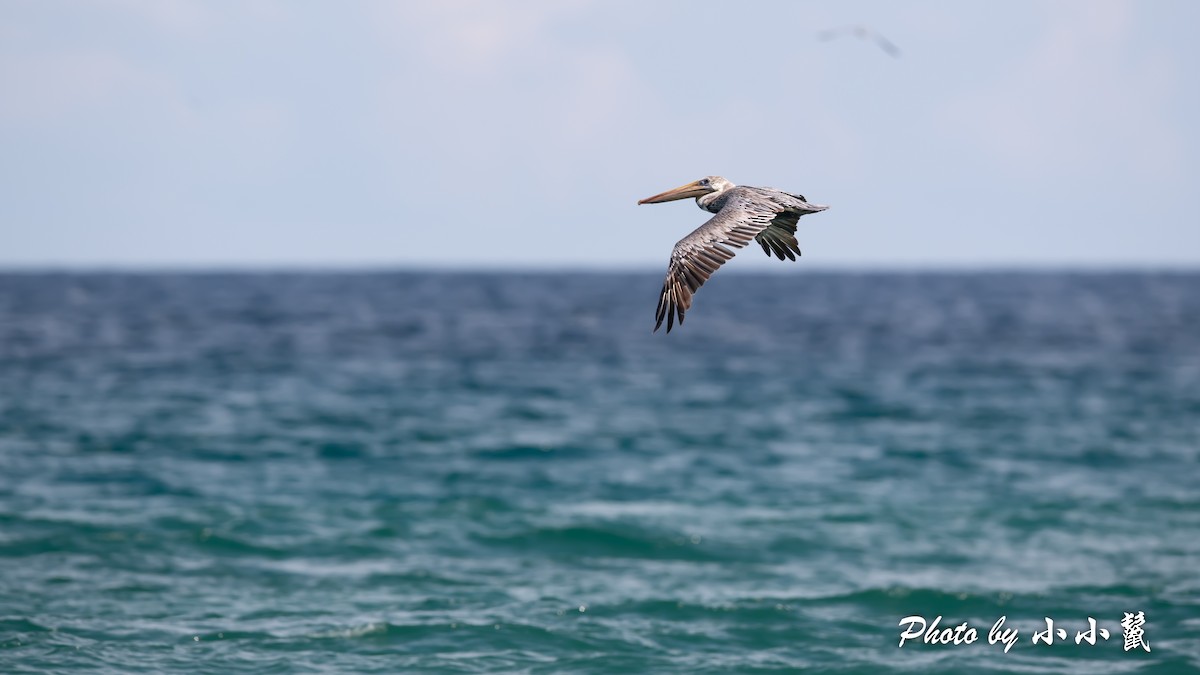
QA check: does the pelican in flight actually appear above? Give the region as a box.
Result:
[638,176,828,333]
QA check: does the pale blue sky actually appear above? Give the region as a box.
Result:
[1,1,1197,268]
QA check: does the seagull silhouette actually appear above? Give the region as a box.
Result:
[817,24,901,58]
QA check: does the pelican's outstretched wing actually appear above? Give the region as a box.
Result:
[654,188,825,332]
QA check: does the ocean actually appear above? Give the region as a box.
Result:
[0,271,1197,673]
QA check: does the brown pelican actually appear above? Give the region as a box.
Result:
[638,176,828,333]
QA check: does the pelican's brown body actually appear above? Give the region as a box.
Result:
[638,176,828,332]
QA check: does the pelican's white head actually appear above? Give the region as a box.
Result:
[637,176,735,206]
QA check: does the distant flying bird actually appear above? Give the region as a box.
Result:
[817,24,901,58]
[638,176,829,333]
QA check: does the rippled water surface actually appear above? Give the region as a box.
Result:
[1,271,1198,673]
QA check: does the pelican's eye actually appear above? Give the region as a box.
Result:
[699,179,710,186]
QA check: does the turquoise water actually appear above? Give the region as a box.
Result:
[1,271,1197,673]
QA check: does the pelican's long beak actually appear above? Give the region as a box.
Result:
[637,180,710,205]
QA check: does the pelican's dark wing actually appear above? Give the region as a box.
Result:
[753,188,828,261]
[654,188,826,333]
[756,212,803,261]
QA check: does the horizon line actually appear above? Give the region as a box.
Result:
[1,262,1199,275]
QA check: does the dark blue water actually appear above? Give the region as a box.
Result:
[1,271,1198,673]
